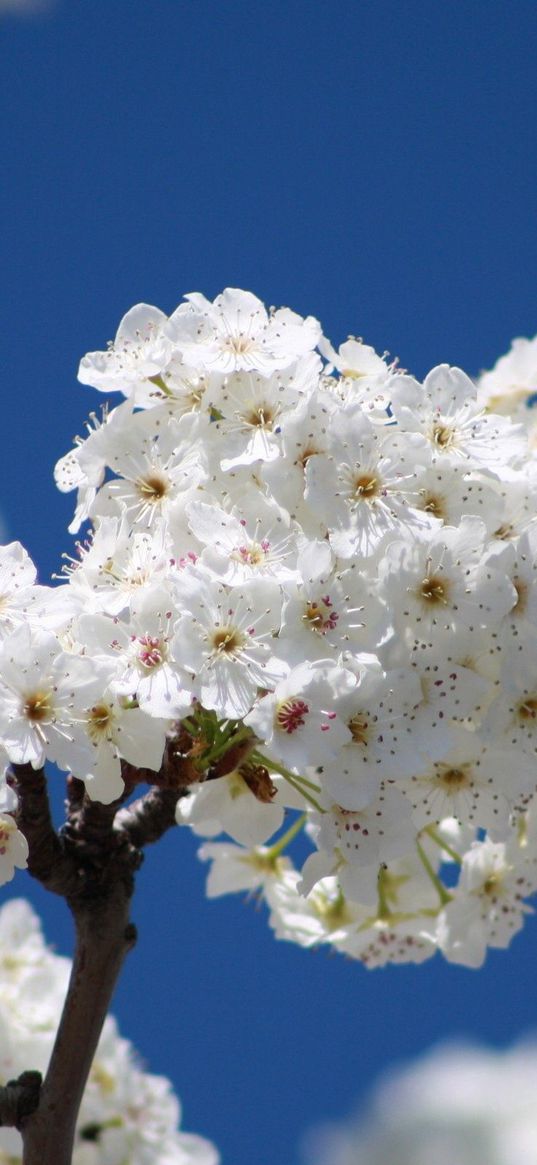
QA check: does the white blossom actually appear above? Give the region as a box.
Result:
[4,289,537,968]
[78,304,171,396]
[436,837,536,967]
[303,1040,537,1165]
[165,288,320,376]
[0,814,28,885]
[389,364,528,469]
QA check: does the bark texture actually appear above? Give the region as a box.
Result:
[6,746,191,1165]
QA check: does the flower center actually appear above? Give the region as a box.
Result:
[276,697,309,734]
[296,445,320,469]
[352,474,380,501]
[431,422,456,449]
[211,626,245,655]
[420,492,446,519]
[136,634,166,669]
[418,574,449,604]
[483,872,503,896]
[23,690,54,723]
[242,405,275,429]
[137,474,169,502]
[187,386,205,408]
[348,713,369,744]
[494,522,515,541]
[234,540,270,566]
[516,697,537,721]
[437,765,471,789]
[87,703,114,740]
[303,596,339,633]
[223,334,256,356]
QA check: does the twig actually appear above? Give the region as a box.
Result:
[0,1072,41,1128]
[10,764,79,897]
[114,786,185,848]
[9,751,193,1163]
[21,885,137,1165]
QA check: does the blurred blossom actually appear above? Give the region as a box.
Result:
[302,1040,537,1165]
[0,899,219,1165]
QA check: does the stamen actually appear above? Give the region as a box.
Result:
[276,698,309,734]
[136,635,165,668]
[23,691,54,723]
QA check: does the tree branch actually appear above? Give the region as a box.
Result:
[10,745,199,1163]
[114,785,184,848]
[62,780,135,865]
[9,765,141,1164]
[0,1072,41,1128]
[9,764,79,896]
[120,730,198,791]
[21,886,136,1165]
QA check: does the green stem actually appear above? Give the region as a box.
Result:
[424,825,462,866]
[284,775,324,813]
[417,840,453,907]
[376,866,392,920]
[199,731,240,765]
[148,374,174,398]
[286,772,324,793]
[180,716,199,736]
[250,751,321,792]
[195,725,253,769]
[266,813,307,859]
[250,751,324,812]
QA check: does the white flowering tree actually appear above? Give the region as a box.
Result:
[1,288,537,1163]
[304,1039,537,1165]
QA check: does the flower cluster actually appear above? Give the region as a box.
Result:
[2,289,537,968]
[304,1038,537,1165]
[0,899,219,1165]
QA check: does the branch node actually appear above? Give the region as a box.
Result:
[0,1070,42,1127]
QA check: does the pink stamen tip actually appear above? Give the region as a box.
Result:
[137,634,163,668]
[276,698,309,734]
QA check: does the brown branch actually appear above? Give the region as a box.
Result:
[10,744,200,1163]
[120,733,198,791]
[114,785,185,848]
[0,1072,41,1128]
[21,887,137,1165]
[9,764,142,1164]
[9,764,79,896]
[18,774,142,1164]
[115,731,258,846]
[62,782,135,865]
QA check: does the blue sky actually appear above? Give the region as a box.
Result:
[2,2,537,1162]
